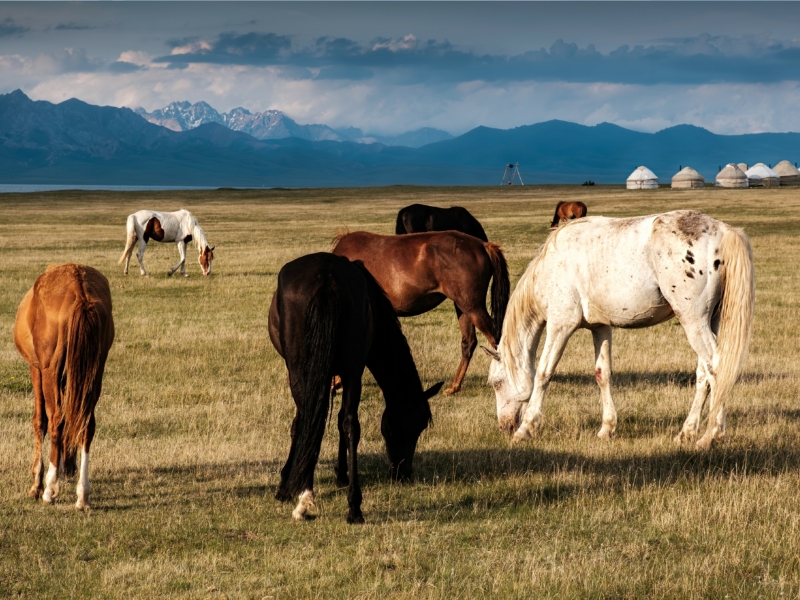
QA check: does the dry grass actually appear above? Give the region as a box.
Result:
[1,185,799,599]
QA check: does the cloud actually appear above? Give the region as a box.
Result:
[54,23,96,31]
[151,31,800,87]
[0,18,28,37]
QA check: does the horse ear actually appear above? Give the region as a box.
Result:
[480,345,501,361]
[424,381,445,399]
[210,246,215,252]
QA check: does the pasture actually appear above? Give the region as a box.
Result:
[1,185,799,598]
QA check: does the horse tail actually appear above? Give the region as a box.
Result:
[578,201,588,218]
[395,210,407,235]
[708,226,755,429]
[485,242,510,341]
[61,296,103,463]
[119,214,137,264]
[278,284,339,499]
[550,201,565,228]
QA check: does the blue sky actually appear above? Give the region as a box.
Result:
[2,2,800,135]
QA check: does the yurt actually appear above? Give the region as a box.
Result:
[773,160,800,186]
[671,166,705,189]
[745,163,780,188]
[737,163,749,173]
[626,166,659,189]
[715,163,748,188]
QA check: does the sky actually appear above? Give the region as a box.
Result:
[2,1,800,135]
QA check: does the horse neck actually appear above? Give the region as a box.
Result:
[192,223,209,252]
[366,313,425,409]
[499,252,545,381]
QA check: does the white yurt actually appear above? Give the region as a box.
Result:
[773,160,800,186]
[671,166,705,189]
[715,163,748,188]
[745,163,780,188]
[736,163,749,173]
[626,166,659,189]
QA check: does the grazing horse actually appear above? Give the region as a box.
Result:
[119,209,215,277]
[396,204,489,241]
[549,201,588,229]
[332,230,509,395]
[13,264,115,509]
[268,253,443,523]
[486,210,754,450]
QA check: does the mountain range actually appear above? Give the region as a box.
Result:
[135,101,453,147]
[1,90,798,187]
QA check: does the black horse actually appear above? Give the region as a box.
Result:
[268,253,443,524]
[395,204,489,242]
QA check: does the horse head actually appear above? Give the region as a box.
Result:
[199,245,215,276]
[483,346,532,434]
[381,381,443,481]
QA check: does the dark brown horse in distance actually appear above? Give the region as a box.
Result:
[14,263,115,510]
[550,201,588,229]
[269,253,442,523]
[332,231,509,395]
[396,204,489,241]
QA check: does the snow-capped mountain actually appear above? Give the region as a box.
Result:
[135,101,452,147]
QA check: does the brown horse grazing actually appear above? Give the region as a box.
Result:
[13,264,115,510]
[332,231,509,396]
[550,201,588,229]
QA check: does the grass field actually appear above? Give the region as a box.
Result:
[1,185,799,598]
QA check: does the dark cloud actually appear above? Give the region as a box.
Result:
[106,61,144,74]
[54,23,96,31]
[150,31,800,86]
[0,17,28,37]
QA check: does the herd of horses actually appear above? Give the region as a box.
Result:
[12,201,755,523]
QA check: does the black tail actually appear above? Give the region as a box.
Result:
[485,243,510,341]
[277,285,339,500]
[395,210,408,235]
[550,201,565,228]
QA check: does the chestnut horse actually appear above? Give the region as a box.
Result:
[332,230,509,395]
[13,264,115,509]
[269,253,442,523]
[395,204,489,241]
[550,201,588,229]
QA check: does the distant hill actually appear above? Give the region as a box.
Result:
[135,100,453,148]
[1,91,798,186]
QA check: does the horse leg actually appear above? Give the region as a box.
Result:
[136,238,149,276]
[513,321,576,443]
[592,325,617,439]
[29,365,46,498]
[75,413,95,510]
[168,241,187,277]
[674,358,711,444]
[466,306,498,348]
[41,371,62,504]
[335,397,349,486]
[343,376,364,524]
[444,306,477,396]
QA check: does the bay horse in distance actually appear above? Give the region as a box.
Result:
[14,264,115,509]
[332,230,509,395]
[487,210,754,450]
[550,201,588,229]
[268,253,443,523]
[396,204,489,241]
[119,209,215,277]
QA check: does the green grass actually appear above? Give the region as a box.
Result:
[1,185,799,598]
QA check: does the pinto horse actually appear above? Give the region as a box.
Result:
[332,230,509,395]
[396,204,489,241]
[14,264,115,509]
[549,201,588,229]
[119,209,215,277]
[269,253,442,523]
[486,210,754,450]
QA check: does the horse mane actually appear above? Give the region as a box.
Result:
[192,221,210,252]
[498,232,555,385]
[330,227,350,251]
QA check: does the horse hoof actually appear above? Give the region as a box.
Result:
[597,428,615,440]
[442,386,459,396]
[347,512,365,525]
[183,274,189,278]
[29,487,41,499]
[75,499,90,511]
[511,428,532,444]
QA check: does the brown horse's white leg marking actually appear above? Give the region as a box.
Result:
[292,489,316,521]
[75,448,90,510]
